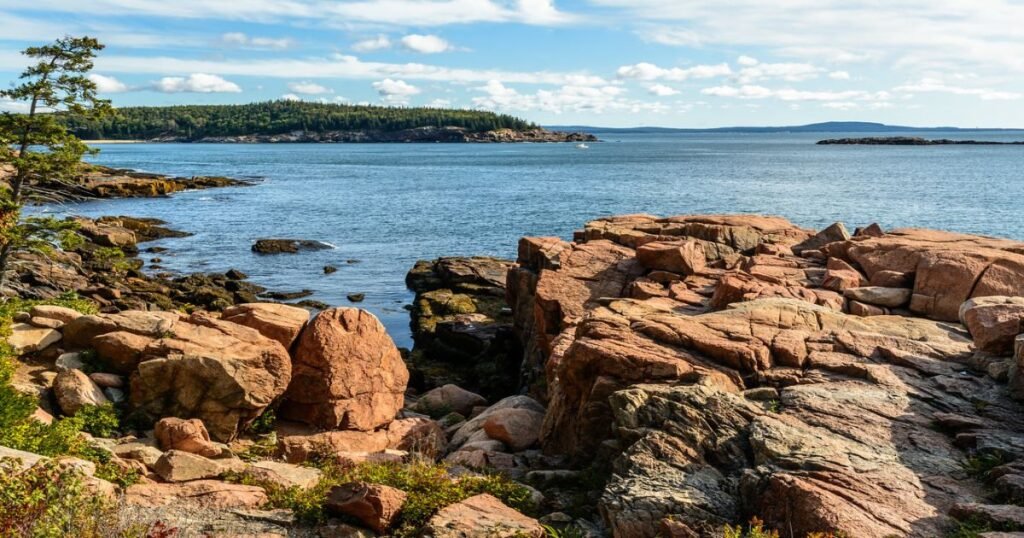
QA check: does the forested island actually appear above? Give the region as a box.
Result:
[63,101,596,143]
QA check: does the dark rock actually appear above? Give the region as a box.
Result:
[252,239,332,255]
[347,293,365,303]
[324,265,338,274]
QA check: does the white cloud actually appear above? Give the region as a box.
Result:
[829,71,851,80]
[701,84,889,103]
[737,55,759,67]
[736,61,822,83]
[617,62,731,81]
[590,0,1024,74]
[373,78,421,103]
[0,98,30,112]
[893,78,1022,100]
[220,32,292,50]
[287,81,332,94]
[472,79,666,115]
[75,52,608,87]
[647,84,680,96]
[280,93,301,101]
[153,73,242,93]
[352,35,392,52]
[16,0,575,27]
[89,74,129,93]
[400,34,453,54]
[428,98,454,108]
[639,26,702,47]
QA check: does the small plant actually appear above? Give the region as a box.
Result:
[964,452,1006,480]
[91,246,135,273]
[765,400,782,413]
[723,518,780,538]
[75,403,121,438]
[94,460,142,489]
[247,409,277,435]
[947,516,993,538]
[543,524,586,538]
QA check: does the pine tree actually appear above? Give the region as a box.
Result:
[0,36,111,290]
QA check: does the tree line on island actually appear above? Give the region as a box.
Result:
[63,101,540,141]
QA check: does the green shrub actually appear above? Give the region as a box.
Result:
[723,518,780,538]
[75,404,121,438]
[0,457,119,538]
[0,294,99,457]
[228,459,535,536]
[247,409,277,435]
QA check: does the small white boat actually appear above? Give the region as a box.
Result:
[575,143,589,149]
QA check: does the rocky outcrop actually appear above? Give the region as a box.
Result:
[1,163,252,202]
[406,257,521,400]
[55,309,293,441]
[3,216,281,314]
[504,214,1024,537]
[129,313,292,441]
[279,308,407,430]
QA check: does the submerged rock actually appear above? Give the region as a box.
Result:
[251,238,332,254]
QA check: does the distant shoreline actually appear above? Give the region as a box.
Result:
[817,136,1024,146]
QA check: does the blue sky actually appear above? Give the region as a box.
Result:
[1,0,1023,127]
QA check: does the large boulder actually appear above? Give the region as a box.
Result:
[221,303,309,349]
[959,297,1024,355]
[279,308,408,431]
[54,369,108,415]
[414,384,487,416]
[483,408,544,452]
[152,450,223,482]
[129,312,292,441]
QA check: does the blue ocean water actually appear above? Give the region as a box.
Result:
[37,130,1024,346]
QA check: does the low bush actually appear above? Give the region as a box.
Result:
[0,457,120,538]
[75,404,122,438]
[228,459,535,537]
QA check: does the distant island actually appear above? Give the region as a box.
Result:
[548,121,1023,134]
[63,101,596,143]
[818,136,1024,145]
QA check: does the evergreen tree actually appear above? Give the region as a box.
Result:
[0,36,111,290]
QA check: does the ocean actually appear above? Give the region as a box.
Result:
[36,130,1024,346]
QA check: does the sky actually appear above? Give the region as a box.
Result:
[1,0,1023,128]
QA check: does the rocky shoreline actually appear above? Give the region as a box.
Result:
[6,211,1024,537]
[818,136,1024,145]
[143,126,598,144]
[1,162,253,202]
